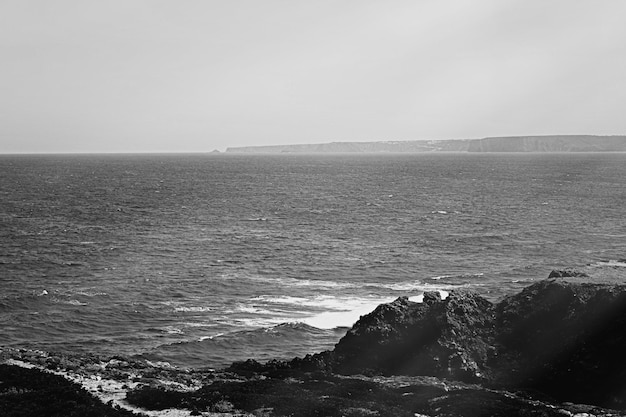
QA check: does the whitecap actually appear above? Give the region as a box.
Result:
[245,275,359,289]
[66,299,88,306]
[174,306,213,312]
[294,290,451,329]
[302,300,394,329]
[591,260,626,268]
[429,275,450,280]
[236,304,285,315]
[372,280,474,292]
[199,333,224,341]
[408,294,424,303]
[73,290,108,297]
[160,326,184,335]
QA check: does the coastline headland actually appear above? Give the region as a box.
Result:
[2,271,626,416]
[225,135,626,154]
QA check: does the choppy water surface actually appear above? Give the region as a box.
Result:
[1,153,625,368]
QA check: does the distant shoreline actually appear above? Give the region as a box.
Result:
[226,135,626,154]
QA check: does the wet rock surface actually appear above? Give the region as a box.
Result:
[3,277,626,416]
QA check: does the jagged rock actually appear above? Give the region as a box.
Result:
[311,278,626,409]
[331,292,496,382]
[548,270,589,278]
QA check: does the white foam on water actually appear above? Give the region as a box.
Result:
[229,316,295,328]
[302,297,396,329]
[198,332,225,341]
[235,304,286,315]
[224,272,483,297]
[161,326,184,335]
[66,299,88,306]
[375,280,473,292]
[250,295,309,305]
[408,294,424,303]
[429,275,451,280]
[173,306,213,312]
[592,260,626,268]
[302,290,451,329]
[247,275,359,289]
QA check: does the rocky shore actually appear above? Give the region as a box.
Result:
[3,273,626,416]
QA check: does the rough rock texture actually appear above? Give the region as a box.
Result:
[548,269,589,278]
[331,292,496,382]
[494,279,626,408]
[0,364,142,417]
[126,372,617,417]
[325,279,626,409]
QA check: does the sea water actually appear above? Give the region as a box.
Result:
[1,153,625,369]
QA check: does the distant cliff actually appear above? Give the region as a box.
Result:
[226,139,470,153]
[467,135,626,152]
[226,135,626,153]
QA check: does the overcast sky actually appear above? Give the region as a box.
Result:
[1,1,625,153]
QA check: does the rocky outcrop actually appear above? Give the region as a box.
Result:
[228,278,626,410]
[494,279,626,408]
[548,269,589,278]
[325,279,626,409]
[331,292,496,382]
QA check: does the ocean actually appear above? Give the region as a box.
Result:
[1,153,625,369]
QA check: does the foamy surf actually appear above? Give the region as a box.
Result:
[591,260,626,268]
[302,298,396,329]
[302,290,451,329]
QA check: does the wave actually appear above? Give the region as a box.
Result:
[241,274,360,290]
[368,280,479,292]
[145,284,449,369]
[251,290,452,329]
[590,259,626,268]
[0,288,110,312]
[173,306,214,313]
[144,322,346,369]
[224,272,485,293]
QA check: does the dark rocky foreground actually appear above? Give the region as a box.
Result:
[3,274,626,416]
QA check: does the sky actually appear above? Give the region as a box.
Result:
[1,1,625,153]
